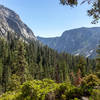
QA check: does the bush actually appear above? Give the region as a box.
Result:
[81,74,100,89]
[7,74,21,91]
[89,89,100,100]
[81,74,100,96]
[0,91,21,100]
[64,87,83,99]
[20,79,59,100]
[56,83,67,99]
[1,77,100,100]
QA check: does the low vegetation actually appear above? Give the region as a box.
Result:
[1,74,100,100]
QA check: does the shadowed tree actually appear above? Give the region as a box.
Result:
[12,40,29,84]
[96,44,100,71]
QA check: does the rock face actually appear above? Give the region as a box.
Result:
[38,27,100,58]
[0,5,36,41]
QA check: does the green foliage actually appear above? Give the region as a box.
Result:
[7,74,21,91]
[64,87,82,99]
[0,34,98,99]
[73,98,80,100]
[96,44,100,72]
[60,74,100,99]
[76,56,86,77]
[0,78,100,100]
[0,79,76,100]
[0,91,22,100]
[0,36,95,94]
[80,74,100,97]
[81,74,100,89]
[96,71,100,79]
[89,89,100,100]
[20,79,59,100]
[13,41,29,83]
[0,79,58,100]
[60,0,77,6]
[56,82,68,99]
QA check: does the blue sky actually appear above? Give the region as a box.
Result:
[0,0,100,37]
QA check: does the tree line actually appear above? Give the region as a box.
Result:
[0,32,97,94]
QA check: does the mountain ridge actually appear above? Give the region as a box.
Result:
[37,27,100,58]
[0,5,36,42]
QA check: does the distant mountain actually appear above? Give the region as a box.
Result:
[0,5,36,41]
[37,27,100,58]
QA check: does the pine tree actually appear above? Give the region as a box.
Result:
[76,56,86,77]
[12,40,29,84]
[1,42,11,92]
[55,64,60,83]
[96,44,100,71]
[0,59,3,93]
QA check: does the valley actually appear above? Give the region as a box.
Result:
[38,27,100,58]
[0,4,100,100]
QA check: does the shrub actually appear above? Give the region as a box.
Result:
[20,79,59,100]
[64,87,82,99]
[0,91,21,100]
[81,74,100,88]
[7,74,21,91]
[2,77,100,100]
[81,74,100,96]
[56,83,67,99]
[89,89,100,100]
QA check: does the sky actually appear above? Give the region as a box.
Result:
[0,0,100,37]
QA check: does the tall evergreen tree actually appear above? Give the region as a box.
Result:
[12,40,29,84]
[96,44,100,72]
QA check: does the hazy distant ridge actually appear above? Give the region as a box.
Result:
[38,27,100,58]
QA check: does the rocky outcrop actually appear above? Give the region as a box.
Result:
[0,5,36,41]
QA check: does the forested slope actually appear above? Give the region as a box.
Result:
[0,32,100,100]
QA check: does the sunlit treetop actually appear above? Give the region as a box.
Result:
[60,0,100,24]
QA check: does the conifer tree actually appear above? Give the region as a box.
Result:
[0,59,3,93]
[76,56,86,77]
[1,42,10,92]
[96,44,100,72]
[12,40,29,84]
